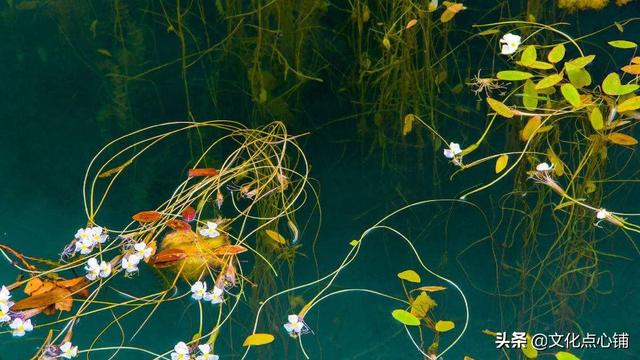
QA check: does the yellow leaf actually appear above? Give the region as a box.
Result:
[617,96,640,112]
[608,132,638,145]
[589,107,604,131]
[520,116,542,141]
[495,154,508,173]
[397,270,421,283]
[535,73,563,90]
[556,351,580,360]
[411,292,436,318]
[349,239,359,246]
[487,97,514,118]
[522,335,538,358]
[621,64,640,75]
[265,230,286,244]
[547,148,565,176]
[402,114,415,136]
[440,3,465,23]
[405,19,418,29]
[243,333,275,346]
[382,37,391,50]
[435,320,455,332]
[547,44,566,63]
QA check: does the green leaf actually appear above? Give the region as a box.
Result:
[560,83,581,107]
[602,72,639,95]
[435,320,455,332]
[243,333,275,346]
[487,97,515,118]
[617,96,640,112]
[589,107,604,131]
[496,70,533,81]
[566,63,592,88]
[535,73,563,90]
[391,309,421,326]
[520,45,537,66]
[555,351,580,360]
[523,79,538,110]
[528,61,554,70]
[397,270,421,283]
[567,55,596,68]
[547,44,566,63]
[349,239,360,246]
[608,40,637,49]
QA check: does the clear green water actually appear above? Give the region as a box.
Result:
[1,2,640,359]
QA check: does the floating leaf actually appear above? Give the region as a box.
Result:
[496,71,533,81]
[495,154,508,173]
[560,83,581,107]
[521,116,541,141]
[602,72,639,96]
[402,114,415,136]
[440,2,465,23]
[522,335,538,359]
[435,320,455,332]
[188,168,219,177]
[567,55,596,68]
[167,219,191,231]
[132,211,162,223]
[212,245,248,255]
[621,64,640,75]
[547,148,565,176]
[632,57,640,64]
[523,79,538,110]
[535,73,563,90]
[265,230,286,244]
[617,96,640,112]
[547,44,565,63]
[414,286,447,292]
[566,64,592,88]
[397,270,421,283]
[528,61,554,70]
[405,19,418,29]
[427,0,439,12]
[608,40,637,49]
[589,107,604,131]
[477,28,499,36]
[382,37,391,50]
[487,97,514,118]
[519,45,537,66]
[608,132,638,145]
[555,351,580,360]
[391,309,421,326]
[243,333,275,346]
[349,239,359,246]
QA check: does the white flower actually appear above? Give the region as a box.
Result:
[89,226,108,244]
[74,228,92,242]
[59,341,78,359]
[283,314,305,337]
[85,258,111,280]
[9,318,33,337]
[196,344,219,360]
[121,254,141,273]
[0,286,14,308]
[171,341,190,360]
[500,33,521,55]
[191,281,207,301]
[199,222,220,238]
[536,162,553,172]
[443,142,462,159]
[204,286,224,305]
[134,242,154,260]
[596,208,610,220]
[74,238,95,255]
[0,304,11,323]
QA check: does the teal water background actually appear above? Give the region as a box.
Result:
[1,1,640,359]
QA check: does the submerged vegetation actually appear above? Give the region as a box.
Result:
[2,0,640,359]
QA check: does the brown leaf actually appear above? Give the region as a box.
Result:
[414,286,447,293]
[608,132,638,146]
[212,245,248,256]
[12,287,72,311]
[132,211,162,223]
[167,219,192,231]
[24,277,44,296]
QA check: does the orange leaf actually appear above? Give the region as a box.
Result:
[167,219,192,231]
[132,211,162,223]
[24,278,44,296]
[188,168,219,177]
[415,286,447,292]
[12,286,72,311]
[32,281,55,296]
[608,132,638,146]
[55,276,87,289]
[621,64,640,75]
[150,248,187,267]
[212,245,248,256]
[405,19,418,29]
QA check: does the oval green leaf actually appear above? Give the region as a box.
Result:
[547,44,566,63]
[560,83,581,107]
[589,107,604,131]
[528,61,554,70]
[602,72,640,95]
[435,320,455,332]
[397,270,421,283]
[523,79,538,110]
[608,40,637,49]
[617,96,640,112]
[556,351,580,360]
[496,70,533,81]
[243,333,275,346]
[520,45,537,66]
[487,97,514,118]
[391,309,421,326]
[567,55,596,68]
[566,64,592,88]
[535,73,563,90]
